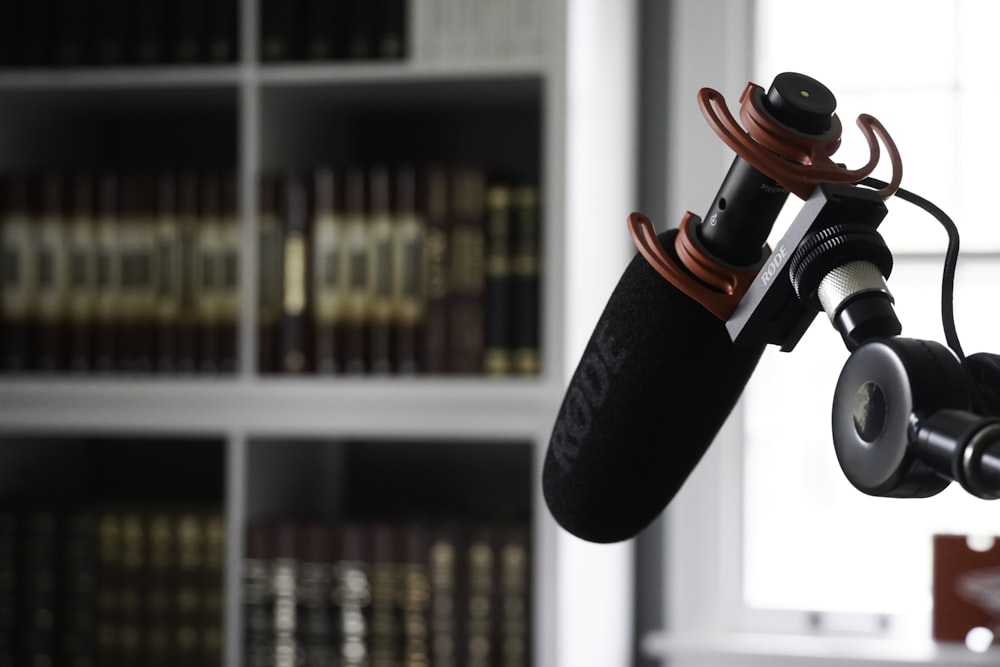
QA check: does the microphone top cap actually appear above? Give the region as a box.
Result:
[765,72,837,134]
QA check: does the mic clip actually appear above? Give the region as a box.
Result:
[627,209,767,321]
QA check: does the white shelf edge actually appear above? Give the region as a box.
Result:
[256,58,548,85]
[0,376,562,439]
[641,631,1000,666]
[0,65,244,90]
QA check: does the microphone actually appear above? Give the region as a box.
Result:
[543,72,902,543]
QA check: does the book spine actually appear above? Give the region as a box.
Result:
[279,172,312,374]
[370,522,402,666]
[428,524,461,667]
[93,0,127,65]
[448,166,486,374]
[174,510,205,664]
[206,0,237,63]
[376,0,408,59]
[498,522,531,667]
[257,174,283,374]
[135,176,158,373]
[272,522,301,667]
[421,166,451,374]
[312,167,347,375]
[94,174,120,373]
[154,172,180,373]
[243,522,274,667]
[67,173,97,373]
[35,174,70,373]
[400,523,432,667]
[392,166,425,375]
[53,0,91,65]
[0,510,16,667]
[335,523,372,667]
[201,510,226,666]
[171,0,205,63]
[116,175,157,374]
[465,526,496,667]
[483,184,513,376]
[368,166,396,375]
[303,0,344,61]
[0,175,37,372]
[143,510,177,667]
[510,185,541,375]
[176,172,200,373]
[96,508,124,667]
[217,173,240,373]
[346,1,376,60]
[195,173,222,373]
[16,511,59,667]
[260,0,299,62]
[343,168,370,375]
[56,510,100,667]
[297,522,338,667]
[117,510,147,665]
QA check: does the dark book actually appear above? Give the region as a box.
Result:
[428,523,463,667]
[311,167,347,375]
[56,511,100,667]
[367,166,396,375]
[279,172,312,374]
[303,0,346,61]
[171,0,205,63]
[35,173,71,372]
[393,166,425,375]
[343,168,369,375]
[257,173,283,374]
[117,175,157,374]
[465,525,496,667]
[0,510,17,667]
[93,0,127,65]
[96,508,124,667]
[205,0,237,63]
[243,521,275,667]
[0,174,37,372]
[297,522,338,667]
[116,510,147,666]
[130,0,166,65]
[399,522,432,667]
[260,0,299,62]
[16,511,59,667]
[217,173,240,374]
[195,172,223,374]
[53,0,91,66]
[176,171,201,373]
[0,1,16,67]
[346,0,376,60]
[335,523,372,666]
[154,172,181,373]
[483,184,513,376]
[272,521,301,667]
[510,185,541,375]
[420,165,451,375]
[200,511,226,667]
[143,509,177,667]
[448,166,487,374]
[67,172,97,373]
[376,0,407,59]
[173,509,207,665]
[498,521,531,667]
[94,173,121,373]
[370,523,402,665]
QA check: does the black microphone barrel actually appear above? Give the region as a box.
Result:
[543,230,765,543]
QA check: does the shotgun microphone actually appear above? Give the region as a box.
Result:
[543,72,903,543]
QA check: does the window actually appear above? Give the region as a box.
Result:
[744,0,1000,633]
[650,2,1000,664]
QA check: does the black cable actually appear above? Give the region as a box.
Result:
[859,176,965,363]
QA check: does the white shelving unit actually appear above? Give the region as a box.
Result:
[0,1,647,666]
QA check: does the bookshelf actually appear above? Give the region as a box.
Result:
[0,1,632,666]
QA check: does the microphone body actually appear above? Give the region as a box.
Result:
[543,229,765,543]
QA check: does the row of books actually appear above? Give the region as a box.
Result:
[261,0,408,62]
[0,170,240,375]
[244,517,532,667]
[259,165,542,376]
[0,503,225,667]
[0,0,238,68]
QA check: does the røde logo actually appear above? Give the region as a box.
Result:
[760,244,789,287]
